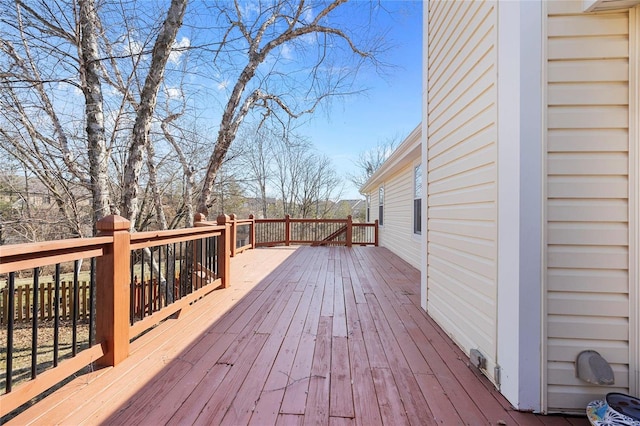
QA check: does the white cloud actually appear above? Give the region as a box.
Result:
[238,2,260,18]
[123,37,143,57]
[280,44,293,60]
[302,8,314,24]
[165,87,182,99]
[169,36,190,64]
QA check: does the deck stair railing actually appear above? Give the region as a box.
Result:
[311,225,348,246]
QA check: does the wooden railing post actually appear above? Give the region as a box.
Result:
[95,215,131,367]
[229,213,237,257]
[285,214,291,246]
[248,214,256,249]
[346,215,353,248]
[193,212,207,225]
[374,219,379,247]
[217,214,231,288]
[192,213,207,289]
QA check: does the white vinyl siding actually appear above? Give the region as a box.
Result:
[380,165,421,269]
[361,126,422,271]
[426,1,498,384]
[370,191,380,225]
[545,2,632,412]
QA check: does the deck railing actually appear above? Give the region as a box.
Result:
[0,213,231,417]
[0,213,376,417]
[253,215,379,247]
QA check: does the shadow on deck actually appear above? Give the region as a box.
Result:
[8,246,588,425]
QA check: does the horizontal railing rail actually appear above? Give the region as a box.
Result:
[0,213,231,417]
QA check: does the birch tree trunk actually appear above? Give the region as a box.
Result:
[79,0,110,226]
[121,0,188,227]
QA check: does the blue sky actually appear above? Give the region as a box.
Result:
[299,1,423,199]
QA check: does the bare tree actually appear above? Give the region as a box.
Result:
[1,0,388,242]
[196,0,383,215]
[268,131,342,218]
[349,135,400,192]
[0,0,190,237]
[297,154,343,218]
[233,124,277,218]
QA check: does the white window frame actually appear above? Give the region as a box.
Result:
[378,186,384,226]
[414,163,422,235]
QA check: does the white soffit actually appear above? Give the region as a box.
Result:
[583,0,640,12]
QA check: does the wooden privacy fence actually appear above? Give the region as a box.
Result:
[1,281,91,324]
[0,276,187,324]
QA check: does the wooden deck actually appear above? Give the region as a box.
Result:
[8,246,588,425]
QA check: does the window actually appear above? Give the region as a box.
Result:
[378,186,384,226]
[414,164,422,234]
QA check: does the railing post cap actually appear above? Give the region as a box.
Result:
[229,213,237,220]
[96,215,130,232]
[194,212,207,222]
[249,214,254,219]
[217,214,230,225]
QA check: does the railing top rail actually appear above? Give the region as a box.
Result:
[255,218,349,224]
[289,218,347,224]
[0,236,113,258]
[232,218,254,225]
[131,225,224,250]
[0,237,113,274]
[130,225,225,249]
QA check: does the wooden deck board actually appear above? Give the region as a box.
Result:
[7,246,589,426]
[329,336,354,419]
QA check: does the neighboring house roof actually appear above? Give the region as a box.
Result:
[360,124,422,194]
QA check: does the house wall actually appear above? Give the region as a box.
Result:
[369,188,381,226]
[425,1,499,384]
[361,126,422,270]
[377,164,421,269]
[544,1,635,412]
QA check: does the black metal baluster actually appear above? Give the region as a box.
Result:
[141,249,145,319]
[198,239,202,289]
[6,272,15,393]
[72,260,80,356]
[186,240,191,295]
[179,242,184,298]
[215,236,219,276]
[53,264,60,367]
[32,267,39,379]
[150,248,155,312]
[130,251,135,324]
[168,243,175,304]
[158,246,163,309]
